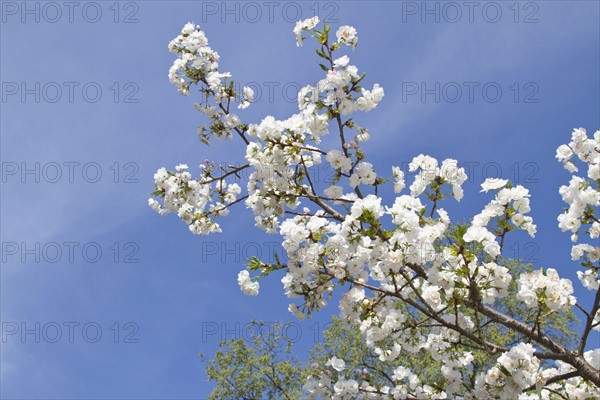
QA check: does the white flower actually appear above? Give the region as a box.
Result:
[513,197,531,214]
[326,356,346,372]
[333,378,358,396]
[464,225,494,243]
[464,225,499,256]
[326,149,352,172]
[238,86,254,109]
[148,198,167,215]
[577,269,599,290]
[297,85,316,110]
[288,304,305,320]
[408,154,438,196]
[571,244,598,261]
[181,22,196,35]
[293,16,319,46]
[333,55,350,68]
[557,212,581,233]
[324,185,343,199]
[350,194,384,219]
[590,222,600,239]
[336,25,358,49]
[556,144,573,162]
[356,129,370,142]
[421,284,444,311]
[441,159,467,201]
[356,84,384,112]
[392,166,405,193]
[350,162,377,188]
[584,349,600,370]
[480,178,509,192]
[237,270,259,296]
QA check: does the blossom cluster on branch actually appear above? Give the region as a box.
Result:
[150,18,600,399]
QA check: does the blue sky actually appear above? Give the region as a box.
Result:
[1,1,599,398]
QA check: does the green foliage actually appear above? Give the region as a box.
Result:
[200,321,304,400]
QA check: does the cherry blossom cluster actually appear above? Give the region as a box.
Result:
[556,128,600,297]
[303,355,449,399]
[151,18,600,399]
[479,342,540,399]
[517,268,576,311]
[512,349,600,400]
[167,22,254,143]
[408,155,467,200]
[149,163,242,235]
[468,178,537,256]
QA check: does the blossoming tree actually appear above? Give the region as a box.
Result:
[150,18,600,399]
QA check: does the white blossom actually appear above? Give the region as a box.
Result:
[237,270,259,296]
